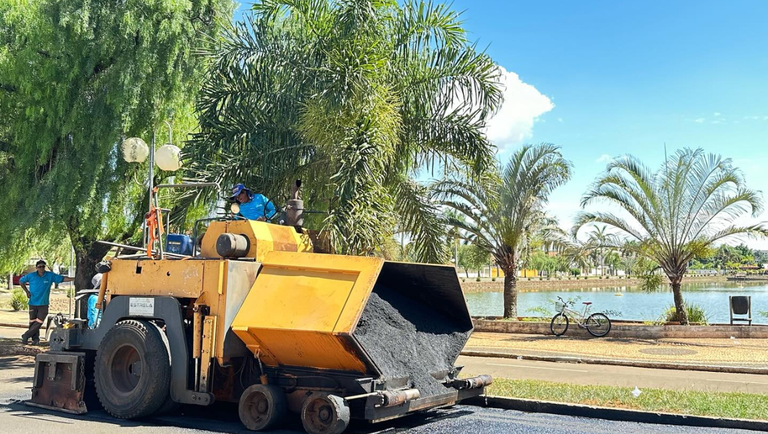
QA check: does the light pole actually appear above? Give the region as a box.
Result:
[120,125,183,258]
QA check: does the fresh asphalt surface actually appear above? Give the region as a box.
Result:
[0,326,760,433]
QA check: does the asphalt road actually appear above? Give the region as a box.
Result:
[0,352,757,434]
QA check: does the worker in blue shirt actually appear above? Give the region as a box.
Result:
[19,260,73,345]
[231,183,277,221]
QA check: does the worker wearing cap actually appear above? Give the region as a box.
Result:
[19,260,73,345]
[231,183,277,222]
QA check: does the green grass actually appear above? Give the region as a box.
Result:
[485,378,768,421]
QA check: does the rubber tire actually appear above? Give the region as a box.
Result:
[94,319,171,419]
[550,313,569,336]
[586,313,612,337]
[238,384,287,431]
[300,392,350,434]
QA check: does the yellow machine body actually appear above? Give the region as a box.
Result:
[104,220,312,365]
[200,219,313,261]
[230,252,383,372]
[104,219,472,378]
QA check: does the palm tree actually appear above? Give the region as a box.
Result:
[585,225,619,276]
[575,148,767,324]
[434,143,573,318]
[184,0,502,262]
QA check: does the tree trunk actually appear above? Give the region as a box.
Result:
[503,266,517,319]
[69,232,111,291]
[671,281,689,325]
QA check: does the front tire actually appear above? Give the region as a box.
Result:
[586,313,611,337]
[550,313,569,336]
[94,319,171,418]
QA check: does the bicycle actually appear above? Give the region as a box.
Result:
[550,296,612,337]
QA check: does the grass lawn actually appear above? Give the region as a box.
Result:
[485,378,768,421]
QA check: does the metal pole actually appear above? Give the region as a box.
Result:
[149,131,155,214]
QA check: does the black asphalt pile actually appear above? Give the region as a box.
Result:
[353,285,471,398]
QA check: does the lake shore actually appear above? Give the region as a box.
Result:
[461,275,728,292]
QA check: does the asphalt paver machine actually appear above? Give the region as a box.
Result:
[27,185,490,434]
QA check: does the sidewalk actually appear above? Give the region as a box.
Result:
[465,332,768,369]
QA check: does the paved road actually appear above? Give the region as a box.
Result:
[0,325,763,433]
[458,355,768,394]
[0,353,757,434]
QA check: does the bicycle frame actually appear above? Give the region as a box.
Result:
[557,300,592,327]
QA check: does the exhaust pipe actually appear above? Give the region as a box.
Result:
[451,375,493,390]
[380,389,421,407]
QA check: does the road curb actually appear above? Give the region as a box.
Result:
[0,322,26,329]
[466,395,768,432]
[460,349,768,375]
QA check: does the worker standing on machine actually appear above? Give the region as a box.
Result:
[19,260,74,345]
[231,183,276,221]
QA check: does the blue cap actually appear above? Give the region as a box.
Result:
[230,183,252,199]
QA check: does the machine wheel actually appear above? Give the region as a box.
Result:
[94,319,171,418]
[550,313,569,336]
[300,392,350,434]
[238,384,287,431]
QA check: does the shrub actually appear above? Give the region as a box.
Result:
[662,302,709,325]
[491,277,496,282]
[10,288,28,311]
[475,277,481,282]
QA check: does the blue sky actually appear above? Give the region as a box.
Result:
[234,1,768,248]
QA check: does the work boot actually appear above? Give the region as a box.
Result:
[21,335,29,345]
[31,338,40,346]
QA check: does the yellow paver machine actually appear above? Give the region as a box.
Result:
[30,199,490,433]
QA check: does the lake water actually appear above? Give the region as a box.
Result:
[464,281,768,323]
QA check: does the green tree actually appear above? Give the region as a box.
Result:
[458,243,490,278]
[435,143,573,318]
[184,0,502,262]
[575,148,767,324]
[0,0,231,288]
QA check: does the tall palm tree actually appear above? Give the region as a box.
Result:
[434,143,573,318]
[575,148,767,324]
[184,0,502,262]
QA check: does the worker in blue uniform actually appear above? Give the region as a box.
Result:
[230,183,277,221]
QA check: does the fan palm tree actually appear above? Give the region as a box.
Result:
[184,0,502,262]
[433,143,573,318]
[574,148,767,324]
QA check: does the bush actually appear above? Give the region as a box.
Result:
[491,277,496,282]
[475,277,481,282]
[662,302,709,325]
[10,288,28,311]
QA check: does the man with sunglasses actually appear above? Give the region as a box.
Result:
[19,260,73,345]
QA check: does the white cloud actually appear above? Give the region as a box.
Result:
[596,154,612,163]
[485,66,554,151]
[557,117,563,123]
[714,112,721,117]
[694,118,705,123]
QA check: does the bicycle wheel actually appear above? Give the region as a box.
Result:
[586,313,611,337]
[550,313,569,336]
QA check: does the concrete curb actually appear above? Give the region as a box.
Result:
[461,349,768,375]
[0,322,26,329]
[465,395,768,432]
